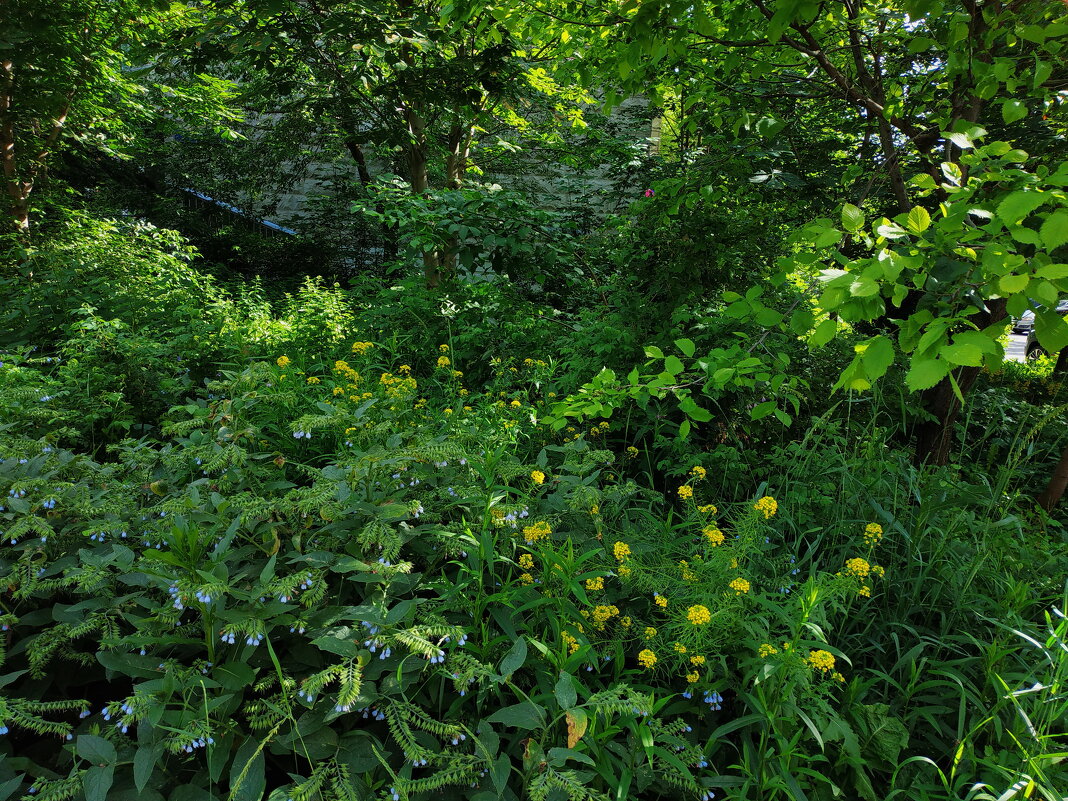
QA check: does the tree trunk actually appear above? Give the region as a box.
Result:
[1054,347,1068,376]
[1037,441,1068,512]
[912,365,983,466]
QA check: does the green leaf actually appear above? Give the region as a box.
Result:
[999,274,1030,294]
[82,766,114,801]
[554,673,577,710]
[940,343,983,366]
[679,397,713,422]
[1035,263,1068,279]
[214,662,255,691]
[906,206,931,233]
[663,355,685,377]
[674,338,696,358]
[859,336,895,379]
[499,637,527,679]
[750,401,776,420]
[678,418,691,440]
[810,318,838,347]
[841,204,864,232]
[1040,210,1068,251]
[1034,309,1068,353]
[997,191,1047,224]
[643,345,664,359]
[814,228,843,248]
[547,747,596,767]
[229,736,266,801]
[135,745,161,793]
[789,309,815,334]
[77,735,117,766]
[1002,99,1028,124]
[905,358,949,392]
[485,701,545,729]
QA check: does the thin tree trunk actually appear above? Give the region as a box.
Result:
[1054,347,1067,376]
[913,366,983,466]
[1037,441,1068,512]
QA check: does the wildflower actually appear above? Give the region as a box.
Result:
[510,400,521,408]
[618,565,632,577]
[626,446,638,458]
[562,631,581,654]
[306,376,320,384]
[520,573,535,585]
[807,649,835,673]
[398,364,411,374]
[637,649,657,668]
[678,485,693,500]
[643,626,657,640]
[702,526,725,546]
[644,188,655,197]
[444,408,453,415]
[521,521,551,544]
[590,505,599,514]
[591,604,619,628]
[872,565,885,578]
[620,616,632,628]
[758,643,779,658]
[613,541,631,561]
[333,386,345,396]
[437,356,451,369]
[673,642,687,653]
[586,576,605,592]
[845,557,871,579]
[698,504,718,515]
[654,593,668,608]
[753,496,778,518]
[351,341,374,355]
[863,523,883,546]
[276,356,291,368]
[690,655,706,665]
[531,470,545,485]
[687,605,712,626]
[690,466,707,480]
[685,671,700,683]
[518,553,534,570]
[728,578,750,595]
[832,671,846,683]
[858,585,871,598]
[439,344,449,353]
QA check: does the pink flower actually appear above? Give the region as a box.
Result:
[644,189,654,197]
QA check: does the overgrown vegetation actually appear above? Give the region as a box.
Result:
[1,1,1066,800]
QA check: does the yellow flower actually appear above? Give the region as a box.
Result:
[690,465,707,480]
[521,521,552,544]
[863,522,883,546]
[437,356,451,369]
[520,572,535,585]
[459,388,469,397]
[754,496,778,518]
[690,655,706,666]
[531,470,545,485]
[729,577,751,595]
[510,400,521,408]
[871,565,885,578]
[806,649,835,673]
[832,671,846,683]
[585,576,605,591]
[618,565,632,577]
[591,604,619,628]
[654,593,668,608]
[845,557,871,579]
[333,387,345,396]
[729,557,739,569]
[562,631,581,655]
[626,446,639,458]
[463,405,472,412]
[398,364,411,374]
[276,356,291,368]
[518,553,534,570]
[439,344,449,352]
[702,526,725,546]
[351,341,374,355]
[637,649,657,669]
[620,616,632,628]
[548,391,557,398]
[306,376,320,384]
[673,642,687,653]
[678,485,694,500]
[685,671,700,683]
[590,505,599,515]
[858,585,871,598]
[687,605,712,626]
[698,504,718,515]
[613,541,631,561]
[758,643,779,658]
[443,407,453,415]
[643,626,657,640]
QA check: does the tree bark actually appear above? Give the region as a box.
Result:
[1054,347,1068,376]
[1037,441,1068,512]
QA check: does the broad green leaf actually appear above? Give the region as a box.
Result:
[859,336,895,378]
[1040,211,1068,251]
[554,673,577,710]
[1001,99,1027,124]
[814,228,843,248]
[999,274,1030,294]
[1035,310,1068,353]
[1035,263,1068,279]
[789,308,815,334]
[135,745,161,793]
[997,191,1047,224]
[940,343,984,366]
[566,708,588,748]
[905,358,949,392]
[810,318,838,347]
[82,766,114,801]
[841,204,864,232]
[750,401,777,420]
[485,701,545,729]
[674,338,695,358]
[229,736,265,801]
[906,206,931,233]
[77,735,117,766]
[643,345,664,359]
[499,637,527,678]
[678,418,691,440]
[663,355,685,376]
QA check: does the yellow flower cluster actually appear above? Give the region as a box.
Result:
[378,371,416,398]
[807,649,836,673]
[618,565,632,577]
[306,376,320,384]
[439,344,449,352]
[531,469,545,485]
[686,671,700,683]
[698,504,718,515]
[638,649,657,668]
[518,553,534,570]
[585,576,605,591]
[729,577,751,595]
[335,359,360,383]
[754,496,778,518]
[510,399,522,408]
[590,505,599,515]
[276,355,291,368]
[654,593,668,608]
[562,631,581,655]
[872,565,885,578]
[520,573,535,585]
[702,526,725,546]
[864,523,883,546]
[690,465,707,480]
[643,626,657,640]
[398,364,411,374]
[350,341,374,355]
[613,541,631,561]
[521,521,551,544]
[673,642,687,653]
[690,655,706,666]
[591,605,620,629]
[858,585,871,597]
[626,446,639,458]
[678,485,694,500]
[758,643,779,658]
[620,616,632,628]
[437,356,451,369]
[588,421,611,437]
[845,557,871,579]
[679,560,697,582]
[687,604,712,626]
